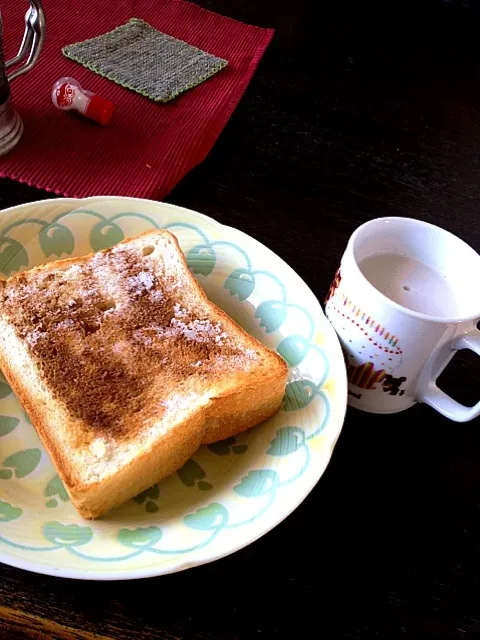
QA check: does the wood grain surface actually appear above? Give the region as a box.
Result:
[0,1,479,638]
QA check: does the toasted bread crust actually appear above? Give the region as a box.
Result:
[0,230,288,518]
[0,335,76,490]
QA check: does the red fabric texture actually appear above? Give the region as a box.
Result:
[0,1,273,198]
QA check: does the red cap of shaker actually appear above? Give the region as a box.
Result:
[85,94,115,126]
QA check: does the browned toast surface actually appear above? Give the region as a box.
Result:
[0,230,288,517]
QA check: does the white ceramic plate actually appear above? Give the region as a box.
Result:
[0,197,347,580]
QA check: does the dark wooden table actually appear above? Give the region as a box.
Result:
[1,1,480,638]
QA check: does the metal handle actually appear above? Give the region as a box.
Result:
[6,1,45,83]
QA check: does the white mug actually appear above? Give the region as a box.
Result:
[325,217,480,422]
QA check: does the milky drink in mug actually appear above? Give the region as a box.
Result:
[325,217,480,421]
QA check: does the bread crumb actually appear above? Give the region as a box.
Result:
[26,326,46,347]
[112,341,132,356]
[90,439,106,458]
[170,318,228,344]
[128,271,155,295]
[173,303,187,318]
[150,290,164,303]
[161,392,198,414]
[56,318,75,331]
[132,330,152,346]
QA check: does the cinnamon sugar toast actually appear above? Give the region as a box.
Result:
[0,230,287,518]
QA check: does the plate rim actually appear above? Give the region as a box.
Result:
[0,195,347,580]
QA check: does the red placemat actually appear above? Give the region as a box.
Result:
[0,0,273,198]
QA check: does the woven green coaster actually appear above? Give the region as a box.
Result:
[62,18,228,103]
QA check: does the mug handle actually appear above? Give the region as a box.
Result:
[417,329,480,422]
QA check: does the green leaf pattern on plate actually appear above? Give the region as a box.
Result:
[186,244,216,275]
[184,503,229,530]
[207,437,248,456]
[39,223,75,257]
[0,237,28,276]
[177,459,212,491]
[44,475,70,508]
[277,335,310,367]
[133,484,160,513]
[1,448,41,478]
[0,207,335,568]
[255,300,287,333]
[267,427,306,456]
[133,485,159,503]
[224,268,255,301]
[0,371,12,399]
[0,416,19,438]
[283,379,316,411]
[90,220,124,251]
[43,522,93,547]
[234,470,280,498]
[118,526,162,548]
[0,500,23,522]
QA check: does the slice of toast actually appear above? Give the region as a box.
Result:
[0,230,288,518]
